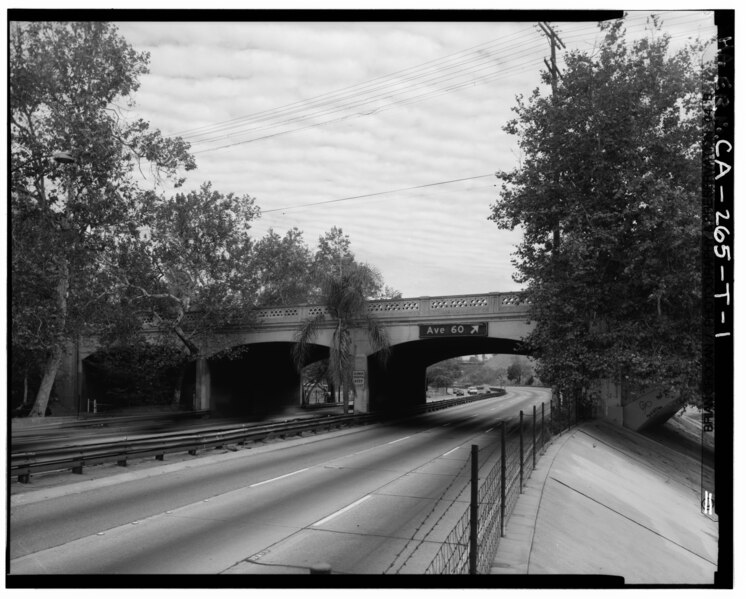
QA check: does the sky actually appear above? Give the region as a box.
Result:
[109,10,720,300]
[26,10,722,300]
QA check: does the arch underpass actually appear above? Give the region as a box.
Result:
[368,336,523,412]
[208,342,328,418]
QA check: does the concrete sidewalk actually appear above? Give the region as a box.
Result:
[491,420,718,584]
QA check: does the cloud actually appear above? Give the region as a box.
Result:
[113,14,716,298]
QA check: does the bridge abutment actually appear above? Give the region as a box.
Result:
[592,379,683,431]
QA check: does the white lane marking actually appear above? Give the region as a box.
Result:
[387,435,412,445]
[442,423,451,427]
[485,428,494,433]
[442,446,460,457]
[313,495,372,527]
[249,467,309,488]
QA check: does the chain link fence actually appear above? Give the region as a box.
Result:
[425,396,579,574]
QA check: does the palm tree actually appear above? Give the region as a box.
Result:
[293,263,390,414]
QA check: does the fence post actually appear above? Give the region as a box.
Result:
[469,444,479,575]
[532,405,537,470]
[519,410,524,491]
[500,421,506,537]
[549,400,553,435]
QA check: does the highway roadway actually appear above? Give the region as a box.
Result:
[9,386,551,575]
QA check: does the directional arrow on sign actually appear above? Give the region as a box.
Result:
[470,325,480,334]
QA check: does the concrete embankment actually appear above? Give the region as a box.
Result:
[491,418,718,584]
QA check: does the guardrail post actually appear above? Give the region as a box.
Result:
[549,400,553,435]
[469,444,478,575]
[500,421,506,537]
[519,410,524,491]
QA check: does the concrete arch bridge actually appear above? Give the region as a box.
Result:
[58,291,675,429]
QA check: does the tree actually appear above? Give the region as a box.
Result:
[489,18,712,407]
[426,359,463,391]
[115,184,260,354]
[293,263,390,414]
[10,22,195,417]
[254,228,314,306]
[312,226,356,281]
[507,358,523,384]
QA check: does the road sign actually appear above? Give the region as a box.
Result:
[353,370,365,386]
[419,323,487,338]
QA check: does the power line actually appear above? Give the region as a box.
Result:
[261,174,495,214]
[185,35,542,147]
[178,16,710,145]
[191,54,546,155]
[169,25,537,140]
[187,24,711,155]
[186,43,532,146]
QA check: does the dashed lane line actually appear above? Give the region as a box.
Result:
[312,495,372,527]
[249,468,309,488]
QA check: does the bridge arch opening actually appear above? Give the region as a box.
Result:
[368,337,529,412]
[207,341,329,418]
[82,345,191,414]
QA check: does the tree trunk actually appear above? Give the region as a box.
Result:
[342,382,350,415]
[29,343,63,417]
[29,257,69,418]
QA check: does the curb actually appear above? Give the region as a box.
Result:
[490,428,579,574]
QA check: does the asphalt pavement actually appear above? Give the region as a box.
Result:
[9,387,549,575]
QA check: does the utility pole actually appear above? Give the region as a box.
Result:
[537,21,566,255]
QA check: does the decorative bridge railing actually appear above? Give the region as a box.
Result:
[180,292,530,329]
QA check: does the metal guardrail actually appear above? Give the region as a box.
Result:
[12,410,211,434]
[11,392,505,484]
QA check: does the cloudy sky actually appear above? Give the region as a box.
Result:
[112,10,716,299]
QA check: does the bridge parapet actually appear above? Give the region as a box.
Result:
[178,292,529,330]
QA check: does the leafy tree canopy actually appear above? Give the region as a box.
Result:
[489,18,713,405]
[427,359,463,389]
[10,21,196,416]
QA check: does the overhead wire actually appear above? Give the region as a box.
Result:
[170,25,538,140]
[189,48,560,155]
[186,22,711,155]
[186,44,533,146]
[261,174,495,214]
[190,55,545,155]
[161,17,715,218]
[181,14,707,143]
[187,37,545,149]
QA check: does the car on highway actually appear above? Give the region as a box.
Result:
[467,387,480,395]
[452,388,464,396]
